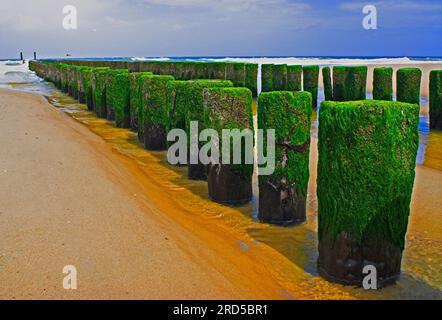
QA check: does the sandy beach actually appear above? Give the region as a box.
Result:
[0,89,286,299]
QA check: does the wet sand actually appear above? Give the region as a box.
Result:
[0,89,285,299]
[1,87,441,300]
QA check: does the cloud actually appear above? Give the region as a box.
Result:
[141,0,311,14]
[0,0,439,58]
[340,0,442,12]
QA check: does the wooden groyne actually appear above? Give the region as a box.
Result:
[28,59,440,288]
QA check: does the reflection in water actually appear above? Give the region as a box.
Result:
[9,78,442,299]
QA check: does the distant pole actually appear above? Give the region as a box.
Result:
[34,52,37,60]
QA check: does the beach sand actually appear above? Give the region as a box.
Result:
[0,89,284,299]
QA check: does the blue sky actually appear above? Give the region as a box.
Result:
[0,0,441,59]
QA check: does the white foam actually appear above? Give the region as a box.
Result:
[203,56,441,66]
[0,60,40,85]
[130,57,171,62]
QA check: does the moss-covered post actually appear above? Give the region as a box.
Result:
[106,69,130,121]
[226,63,246,87]
[287,65,302,91]
[332,66,367,101]
[273,64,288,91]
[71,66,81,99]
[176,80,234,180]
[66,66,76,97]
[346,66,367,101]
[194,62,208,79]
[166,80,189,133]
[373,67,393,101]
[332,66,346,101]
[322,67,333,100]
[430,70,442,130]
[258,91,312,225]
[317,100,419,287]
[397,68,422,105]
[182,62,196,80]
[141,75,175,150]
[206,62,226,80]
[128,62,140,73]
[81,68,94,110]
[303,66,319,108]
[173,62,184,80]
[261,64,274,92]
[129,72,153,133]
[92,68,110,118]
[245,63,258,97]
[60,64,69,93]
[75,67,88,103]
[112,73,131,128]
[203,87,254,204]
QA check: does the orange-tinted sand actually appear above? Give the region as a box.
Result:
[0,89,284,299]
[0,88,441,299]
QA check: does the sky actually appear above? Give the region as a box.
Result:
[0,0,441,59]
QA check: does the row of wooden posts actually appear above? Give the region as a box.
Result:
[29,59,439,287]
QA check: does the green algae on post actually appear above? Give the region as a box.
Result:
[322,67,333,100]
[75,66,90,103]
[141,75,175,150]
[396,68,422,105]
[106,69,130,121]
[129,72,153,132]
[258,91,312,225]
[317,99,419,287]
[373,67,393,101]
[261,64,274,92]
[245,63,258,97]
[203,87,254,205]
[176,80,234,179]
[206,62,226,80]
[81,68,94,109]
[302,65,319,108]
[332,66,367,101]
[430,70,442,130]
[287,65,302,91]
[92,68,111,118]
[194,62,208,79]
[272,64,288,91]
[112,73,131,128]
[226,63,246,87]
